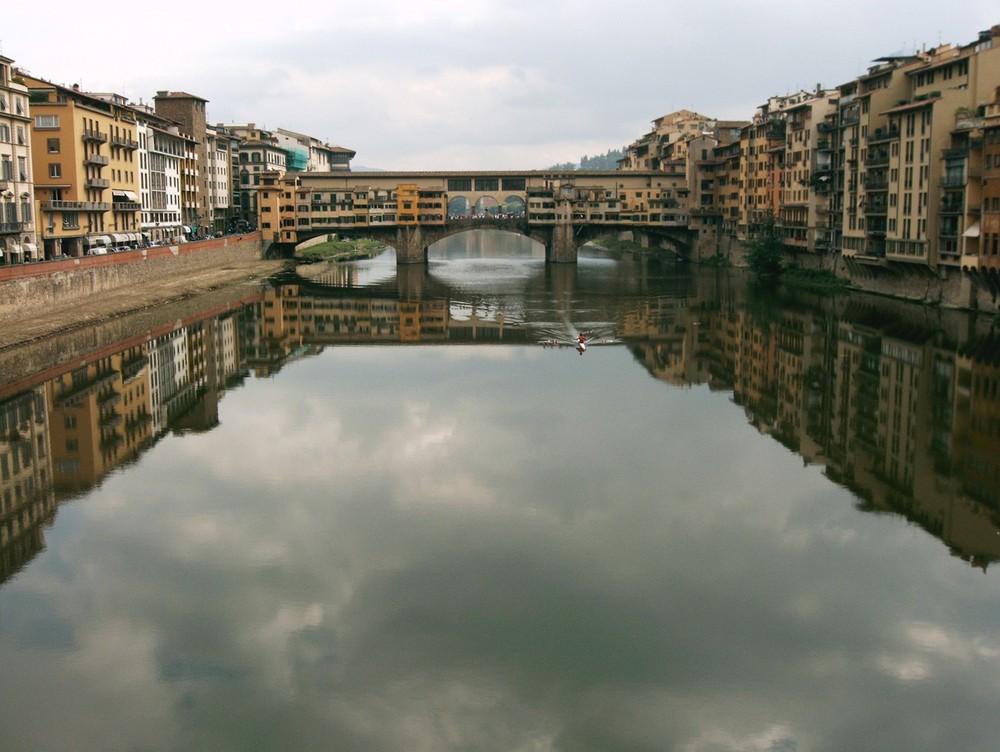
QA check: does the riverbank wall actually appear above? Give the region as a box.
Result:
[699,233,999,313]
[0,233,264,317]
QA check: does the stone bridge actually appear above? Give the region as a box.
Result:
[260,170,696,263]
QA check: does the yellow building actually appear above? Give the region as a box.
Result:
[21,75,141,258]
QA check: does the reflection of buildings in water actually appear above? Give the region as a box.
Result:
[0,387,55,584]
[0,305,257,580]
[711,303,1000,570]
[622,297,704,386]
[621,291,1000,570]
[260,284,530,346]
[954,335,1000,514]
[47,344,153,496]
[4,278,1000,576]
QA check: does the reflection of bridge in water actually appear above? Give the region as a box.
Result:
[266,248,705,348]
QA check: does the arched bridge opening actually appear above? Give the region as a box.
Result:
[448,195,527,219]
[425,228,546,262]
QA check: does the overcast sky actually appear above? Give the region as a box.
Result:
[3,1,996,170]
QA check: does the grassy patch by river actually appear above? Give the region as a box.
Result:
[297,238,385,262]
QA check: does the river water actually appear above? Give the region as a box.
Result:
[1,231,999,751]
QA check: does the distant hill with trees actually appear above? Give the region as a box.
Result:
[548,148,625,171]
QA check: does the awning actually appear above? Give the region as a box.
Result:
[112,189,140,202]
[24,243,38,258]
[110,233,130,243]
[182,226,192,233]
[963,221,981,238]
[87,235,112,246]
[9,244,22,256]
[125,232,138,242]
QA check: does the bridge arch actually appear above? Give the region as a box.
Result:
[448,196,471,217]
[448,194,528,219]
[426,227,545,261]
[473,196,500,216]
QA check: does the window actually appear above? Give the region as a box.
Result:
[0,124,9,142]
[34,114,59,129]
[47,138,60,153]
[48,163,61,178]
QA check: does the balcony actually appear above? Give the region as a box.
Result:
[817,121,837,133]
[766,122,786,141]
[82,128,107,143]
[41,199,111,211]
[111,135,139,150]
[940,200,964,215]
[865,154,890,167]
[86,178,110,189]
[85,153,109,166]
[867,128,899,144]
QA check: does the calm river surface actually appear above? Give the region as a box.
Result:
[2,231,1000,751]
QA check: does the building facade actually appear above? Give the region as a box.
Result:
[153,91,211,235]
[0,56,36,264]
[22,75,141,258]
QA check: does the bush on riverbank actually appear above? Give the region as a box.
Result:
[297,238,385,262]
[589,236,648,254]
[781,267,849,292]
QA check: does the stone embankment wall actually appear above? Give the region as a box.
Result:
[692,231,998,313]
[0,234,263,316]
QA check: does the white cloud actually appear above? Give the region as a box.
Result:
[5,0,991,170]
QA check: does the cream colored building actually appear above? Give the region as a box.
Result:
[0,57,37,263]
[778,90,838,252]
[620,110,715,171]
[206,124,238,232]
[837,26,1000,268]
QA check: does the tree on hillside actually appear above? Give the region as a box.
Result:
[547,147,625,171]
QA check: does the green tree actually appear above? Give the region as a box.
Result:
[747,215,785,284]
